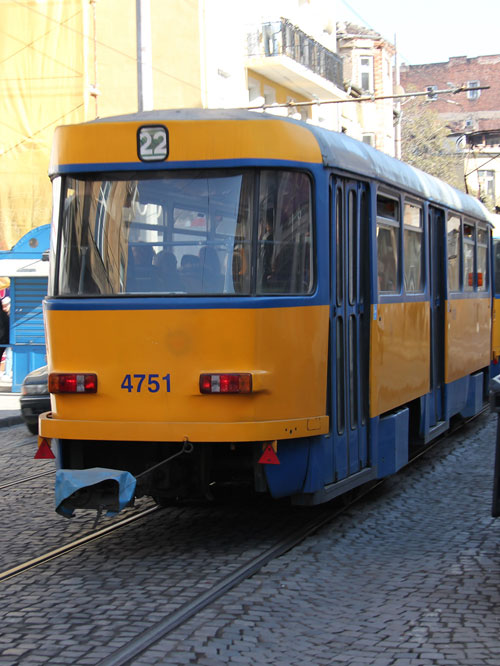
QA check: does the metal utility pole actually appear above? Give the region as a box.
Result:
[394,34,401,160]
[136,0,153,112]
[89,0,100,118]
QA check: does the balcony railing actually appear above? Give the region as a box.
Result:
[247,18,343,90]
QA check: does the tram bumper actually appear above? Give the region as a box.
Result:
[55,468,136,518]
[38,411,329,442]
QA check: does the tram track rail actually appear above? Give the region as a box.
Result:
[0,505,160,583]
[0,469,53,491]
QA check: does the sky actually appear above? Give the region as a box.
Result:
[337,0,500,65]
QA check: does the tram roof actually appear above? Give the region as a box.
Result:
[91,108,490,223]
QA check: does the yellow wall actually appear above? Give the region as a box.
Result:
[96,0,203,117]
[247,70,311,119]
[0,1,87,250]
[0,0,204,252]
[151,0,202,109]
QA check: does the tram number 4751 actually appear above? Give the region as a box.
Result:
[121,374,171,393]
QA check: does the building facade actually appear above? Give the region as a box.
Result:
[400,55,500,210]
[337,22,396,155]
[0,0,399,251]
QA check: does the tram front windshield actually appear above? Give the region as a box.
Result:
[52,168,313,297]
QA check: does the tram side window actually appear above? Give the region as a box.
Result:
[477,226,488,292]
[463,221,475,291]
[376,194,399,293]
[447,215,461,292]
[403,202,423,293]
[256,171,313,294]
[494,239,500,296]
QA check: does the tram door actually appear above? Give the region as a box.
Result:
[330,178,370,481]
[429,205,446,424]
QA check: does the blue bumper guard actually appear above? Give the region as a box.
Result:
[55,468,137,518]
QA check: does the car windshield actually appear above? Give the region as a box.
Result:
[53,168,313,296]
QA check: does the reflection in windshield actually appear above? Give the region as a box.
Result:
[55,169,313,297]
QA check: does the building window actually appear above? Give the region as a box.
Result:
[263,85,276,105]
[287,97,308,122]
[359,56,373,92]
[248,77,261,103]
[362,133,375,146]
[467,81,480,100]
[426,85,438,101]
[478,170,495,199]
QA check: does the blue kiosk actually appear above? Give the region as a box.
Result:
[0,225,50,391]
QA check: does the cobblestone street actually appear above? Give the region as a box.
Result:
[0,413,499,665]
[136,412,500,666]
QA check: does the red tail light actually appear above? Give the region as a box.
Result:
[199,373,252,394]
[49,373,98,394]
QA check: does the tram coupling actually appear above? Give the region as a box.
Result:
[54,441,195,519]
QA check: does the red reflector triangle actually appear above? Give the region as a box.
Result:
[34,439,56,460]
[258,443,280,465]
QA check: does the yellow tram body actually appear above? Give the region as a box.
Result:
[42,306,330,442]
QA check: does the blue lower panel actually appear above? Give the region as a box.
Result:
[377,407,409,478]
[445,376,469,419]
[264,437,315,498]
[461,371,484,418]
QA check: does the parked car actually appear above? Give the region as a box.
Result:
[20,365,50,435]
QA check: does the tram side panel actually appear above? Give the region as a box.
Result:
[369,301,430,417]
[445,297,491,417]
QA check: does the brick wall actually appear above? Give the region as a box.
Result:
[399,55,500,124]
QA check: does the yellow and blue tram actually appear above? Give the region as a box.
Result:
[38,109,493,516]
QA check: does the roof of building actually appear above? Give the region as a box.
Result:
[336,21,382,39]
